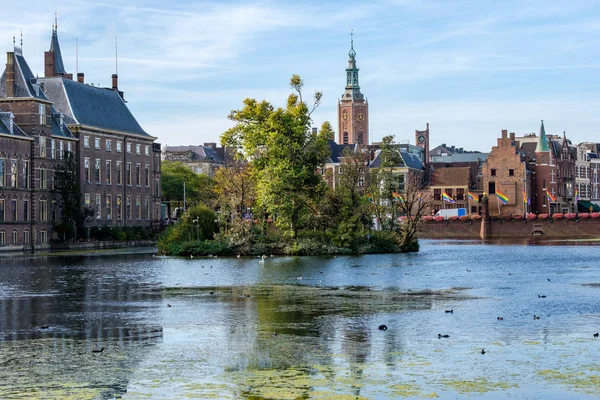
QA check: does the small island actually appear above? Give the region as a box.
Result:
[158,76,428,257]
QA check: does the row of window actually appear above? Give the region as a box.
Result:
[0,159,30,189]
[0,198,35,222]
[490,168,515,177]
[83,136,151,156]
[83,158,154,188]
[38,137,74,160]
[83,193,155,221]
[433,188,465,201]
[0,229,42,245]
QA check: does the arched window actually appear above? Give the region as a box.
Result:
[343,131,349,144]
[357,132,363,144]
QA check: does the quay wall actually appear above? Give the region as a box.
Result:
[420,219,600,240]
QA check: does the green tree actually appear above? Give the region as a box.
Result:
[394,174,428,252]
[221,75,331,239]
[372,135,405,231]
[320,121,335,141]
[161,161,216,212]
[53,151,82,241]
[214,159,255,223]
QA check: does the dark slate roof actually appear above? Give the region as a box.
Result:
[163,145,225,163]
[368,149,424,170]
[326,140,355,163]
[400,151,424,170]
[40,77,150,136]
[0,53,49,100]
[49,29,66,75]
[0,113,29,138]
[50,109,75,138]
[520,142,537,160]
[588,153,599,159]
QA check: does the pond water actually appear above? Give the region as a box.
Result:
[1,240,600,399]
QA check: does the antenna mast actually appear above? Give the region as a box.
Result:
[115,36,118,75]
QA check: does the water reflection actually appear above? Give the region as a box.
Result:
[1,243,600,398]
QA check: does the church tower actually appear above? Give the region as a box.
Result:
[338,32,368,145]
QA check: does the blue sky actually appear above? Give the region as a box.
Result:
[2,0,600,152]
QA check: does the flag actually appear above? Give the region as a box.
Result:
[547,191,557,203]
[575,188,579,201]
[496,190,509,205]
[392,192,404,202]
[442,192,455,203]
[522,190,530,205]
[418,194,426,203]
[468,192,478,203]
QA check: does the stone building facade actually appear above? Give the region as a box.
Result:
[162,143,225,177]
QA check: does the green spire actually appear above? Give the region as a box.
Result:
[536,120,550,153]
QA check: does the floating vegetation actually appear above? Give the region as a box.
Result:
[538,368,600,395]
[439,378,518,394]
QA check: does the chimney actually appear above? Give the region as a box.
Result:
[501,129,508,139]
[112,74,118,90]
[509,132,515,141]
[5,52,15,98]
[44,51,55,77]
[77,73,85,84]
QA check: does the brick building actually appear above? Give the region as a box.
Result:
[481,130,531,217]
[0,23,161,250]
[162,143,226,177]
[427,167,474,215]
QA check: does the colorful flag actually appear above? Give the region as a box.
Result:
[468,192,478,202]
[392,192,404,202]
[496,190,509,205]
[547,191,557,203]
[417,194,425,203]
[575,188,579,201]
[442,192,455,203]
[522,190,530,205]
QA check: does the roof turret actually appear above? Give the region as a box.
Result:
[535,120,550,153]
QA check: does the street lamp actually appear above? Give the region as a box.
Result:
[193,218,199,241]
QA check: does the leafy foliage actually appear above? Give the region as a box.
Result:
[161,161,216,206]
[53,151,82,241]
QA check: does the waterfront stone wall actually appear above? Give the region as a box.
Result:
[421,218,600,239]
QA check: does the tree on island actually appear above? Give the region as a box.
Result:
[161,161,216,216]
[221,75,331,239]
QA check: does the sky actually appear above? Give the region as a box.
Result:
[2,0,600,152]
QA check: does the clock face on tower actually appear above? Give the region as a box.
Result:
[342,110,349,122]
[355,113,365,122]
[418,135,426,143]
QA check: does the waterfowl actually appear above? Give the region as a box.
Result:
[445,310,453,313]
[466,269,471,272]
[497,317,504,321]
[236,254,241,258]
[547,278,551,281]
[259,255,267,264]
[533,315,540,320]
[438,334,450,338]
[167,304,172,308]
[272,332,278,336]
[594,332,599,338]
[91,347,104,353]
[378,325,388,331]
[538,295,546,298]
[296,276,303,280]
[481,349,486,355]
[40,325,49,329]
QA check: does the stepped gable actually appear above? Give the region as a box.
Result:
[40,77,151,136]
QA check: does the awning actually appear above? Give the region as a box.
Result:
[577,200,600,212]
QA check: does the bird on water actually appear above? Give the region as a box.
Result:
[378,324,388,331]
[92,348,104,353]
[438,334,450,338]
